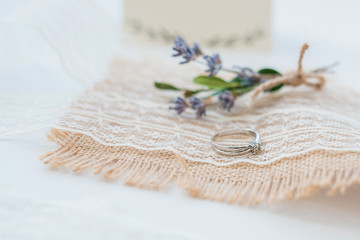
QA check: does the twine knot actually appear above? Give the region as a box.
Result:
[286,72,305,87]
[246,43,326,107]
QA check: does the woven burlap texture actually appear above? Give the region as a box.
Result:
[42,58,360,205]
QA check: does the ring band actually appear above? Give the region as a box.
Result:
[211,129,261,155]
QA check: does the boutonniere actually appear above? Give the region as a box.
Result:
[155,36,336,118]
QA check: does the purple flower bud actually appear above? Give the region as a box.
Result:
[234,66,261,86]
[192,42,203,57]
[218,90,235,112]
[189,97,206,118]
[172,36,191,64]
[169,96,188,115]
[203,54,222,76]
[240,67,256,77]
[172,36,186,56]
[172,36,202,64]
[180,46,195,64]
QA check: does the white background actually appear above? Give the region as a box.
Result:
[1,0,360,239]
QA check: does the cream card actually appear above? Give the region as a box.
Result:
[123,0,271,51]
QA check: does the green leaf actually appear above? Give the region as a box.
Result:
[193,76,240,90]
[154,82,181,91]
[193,76,227,88]
[258,69,283,92]
[267,83,284,92]
[258,68,281,75]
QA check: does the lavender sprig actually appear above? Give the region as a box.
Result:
[156,36,296,118]
[233,66,262,86]
[171,36,250,77]
[203,54,222,76]
[169,96,188,114]
[169,96,206,118]
[218,90,236,112]
[172,36,202,64]
[189,97,206,117]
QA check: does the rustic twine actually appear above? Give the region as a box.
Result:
[247,43,326,108]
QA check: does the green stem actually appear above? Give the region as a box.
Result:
[194,59,240,75]
[202,90,222,100]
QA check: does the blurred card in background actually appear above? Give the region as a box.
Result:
[124,0,271,51]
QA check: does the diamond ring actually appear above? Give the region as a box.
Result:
[211,129,261,155]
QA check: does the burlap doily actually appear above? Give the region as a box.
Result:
[42,59,360,205]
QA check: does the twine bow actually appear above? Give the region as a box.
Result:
[247,43,326,107]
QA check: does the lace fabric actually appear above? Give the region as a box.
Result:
[54,59,360,166]
[43,58,360,204]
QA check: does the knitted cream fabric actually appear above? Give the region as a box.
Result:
[42,59,360,204]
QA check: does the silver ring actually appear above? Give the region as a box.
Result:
[211,129,261,155]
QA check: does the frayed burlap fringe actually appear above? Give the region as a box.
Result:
[42,128,360,205]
